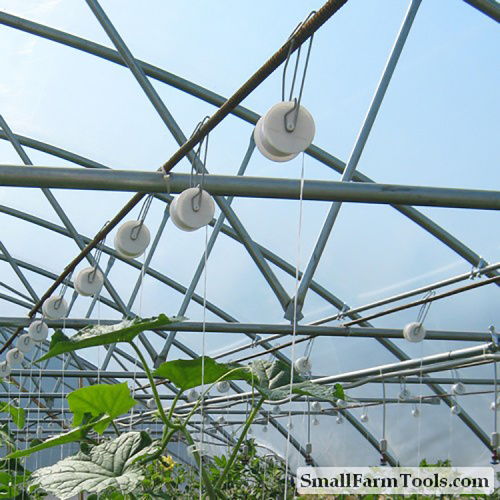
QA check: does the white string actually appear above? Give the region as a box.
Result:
[22,347,36,495]
[199,225,209,500]
[417,341,424,465]
[36,343,43,472]
[284,153,305,497]
[130,254,146,433]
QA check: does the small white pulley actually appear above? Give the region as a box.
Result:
[28,320,49,342]
[170,188,215,231]
[114,220,151,259]
[403,322,426,343]
[17,334,35,353]
[451,382,466,396]
[42,295,69,320]
[216,381,230,393]
[398,388,411,401]
[294,356,312,374]
[74,267,104,297]
[6,348,24,367]
[311,401,322,412]
[0,361,11,377]
[254,101,315,162]
[186,388,199,403]
[360,413,369,423]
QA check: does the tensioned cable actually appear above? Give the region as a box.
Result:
[0,0,349,357]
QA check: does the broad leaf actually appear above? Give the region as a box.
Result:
[7,416,111,459]
[37,314,183,362]
[0,402,24,428]
[153,357,247,391]
[68,383,137,428]
[243,360,345,402]
[31,431,156,500]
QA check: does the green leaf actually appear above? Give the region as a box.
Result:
[153,357,247,391]
[68,383,137,429]
[243,360,345,402]
[0,402,25,428]
[31,431,156,500]
[36,314,183,362]
[7,416,111,459]
[0,424,15,450]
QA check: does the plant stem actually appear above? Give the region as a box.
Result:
[111,419,121,436]
[214,397,264,490]
[167,391,182,421]
[181,426,217,500]
[129,341,174,428]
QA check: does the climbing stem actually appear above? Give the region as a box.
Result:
[181,426,217,500]
[214,397,264,490]
[129,341,174,428]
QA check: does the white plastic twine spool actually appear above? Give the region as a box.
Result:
[336,416,344,425]
[451,382,466,396]
[186,388,199,403]
[311,401,322,412]
[403,322,426,343]
[451,404,461,415]
[42,295,68,320]
[0,361,11,377]
[74,267,104,297]
[360,413,369,423]
[114,220,151,259]
[146,398,155,410]
[398,388,411,401]
[215,381,230,393]
[17,334,35,353]
[170,188,215,232]
[412,408,420,418]
[254,101,315,162]
[294,356,312,374]
[216,416,225,425]
[6,348,24,367]
[28,320,49,342]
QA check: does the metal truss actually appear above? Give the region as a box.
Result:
[0,0,498,470]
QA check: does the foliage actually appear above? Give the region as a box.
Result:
[37,314,182,362]
[30,431,156,500]
[68,382,137,431]
[0,315,347,499]
[153,357,247,391]
[209,439,293,499]
[0,402,25,428]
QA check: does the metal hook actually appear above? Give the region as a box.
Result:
[281,11,316,133]
[130,195,154,240]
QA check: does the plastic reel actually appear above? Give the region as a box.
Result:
[74,267,104,297]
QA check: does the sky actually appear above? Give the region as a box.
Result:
[0,0,499,468]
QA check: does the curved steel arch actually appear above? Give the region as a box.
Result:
[0,11,497,282]
[0,124,493,461]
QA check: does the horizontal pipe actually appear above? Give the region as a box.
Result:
[0,318,492,341]
[1,165,499,210]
